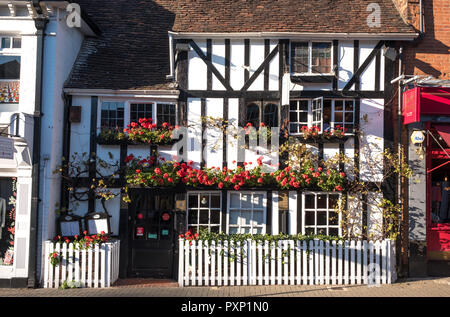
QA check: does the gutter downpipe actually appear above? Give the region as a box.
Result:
[28,0,48,288]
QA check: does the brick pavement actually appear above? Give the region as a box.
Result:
[0,277,447,297]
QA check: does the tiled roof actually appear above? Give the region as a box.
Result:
[65,0,416,91]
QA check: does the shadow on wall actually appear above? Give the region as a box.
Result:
[404,0,450,78]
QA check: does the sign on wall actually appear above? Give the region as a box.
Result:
[0,137,14,160]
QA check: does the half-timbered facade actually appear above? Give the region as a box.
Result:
[52,0,418,280]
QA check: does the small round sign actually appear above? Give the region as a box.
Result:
[411,130,425,145]
[162,213,170,221]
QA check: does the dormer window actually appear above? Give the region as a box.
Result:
[291,42,332,74]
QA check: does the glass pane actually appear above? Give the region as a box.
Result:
[329,194,339,209]
[335,100,344,111]
[188,210,198,225]
[305,227,315,235]
[253,194,263,208]
[305,194,315,209]
[263,103,278,127]
[230,193,241,208]
[305,211,315,226]
[188,195,198,208]
[229,211,240,225]
[211,226,220,233]
[317,211,327,225]
[241,210,252,225]
[299,112,308,123]
[311,42,331,73]
[317,228,327,235]
[242,227,251,234]
[211,210,220,224]
[200,194,209,207]
[12,38,21,49]
[254,227,263,234]
[199,209,209,224]
[299,100,309,111]
[329,212,339,225]
[290,123,298,134]
[345,100,354,111]
[290,111,298,122]
[345,112,354,123]
[241,194,252,208]
[289,100,298,110]
[334,112,343,123]
[246,104,260,127]
[291,42,309,73]
[0,56,20,79]
[1,37,10,49]
[317,195,327,209]
[229,227,238,234]
[253,211,264,225]
[210,194,220,209]
[329,227,339,237]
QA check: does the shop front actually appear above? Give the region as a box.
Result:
[404,85,450,274]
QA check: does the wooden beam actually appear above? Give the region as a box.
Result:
[189,40,233,91]
[343,41,384,91]
[241,45,279,91]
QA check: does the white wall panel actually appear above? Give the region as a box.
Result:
[95,190,121,235]
[226,98,239,169]
[338,41,354,91]
[359,41,377,91]
[205,98,223,168]
[268,40,279,91]
[288,191,298,234]
[188,40,207,90]
[96,145,120,178]
[212,40,226,90]
[127,145,151,161]
[187,98,202,169]
[248,39,265,91]
[323,143,339,162]
[344,137,355,180]
[367,191,384,240]
[229,40,245,90]
[359,99,384,182]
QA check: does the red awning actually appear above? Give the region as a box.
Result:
[435,125,450,148]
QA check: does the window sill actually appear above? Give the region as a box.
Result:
[290,74,335,84]
[97,138,178,146]
[289,134,350,144]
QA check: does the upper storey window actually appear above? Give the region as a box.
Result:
[0,36,21,104]
[291,42,332,74]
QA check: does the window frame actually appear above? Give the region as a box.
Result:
[186,191,222,234]
[289,98,355,136]
[290,41,334,75]
[245,100,279,128]
[96,99,178,132]
[301,191,342,236]
[98,100,126,131]
[226,191,267,234]
[0,36,22,105]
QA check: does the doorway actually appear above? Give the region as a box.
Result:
[127,190,176,278]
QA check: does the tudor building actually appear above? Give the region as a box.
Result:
[41,0,421,281]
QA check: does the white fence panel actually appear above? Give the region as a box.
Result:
[43,240,120,289]
[179,239,397,287]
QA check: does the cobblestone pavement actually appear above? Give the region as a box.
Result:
[0,277,448,297]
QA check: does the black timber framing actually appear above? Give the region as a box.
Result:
[343,41,384,91]
[189,40,233,91]
[206,39,212,91]
[88,96,98,213]
[332,40,339,91]
[297,191,302,234]
[264,39,270,91]
[60,94,72,210]
[201,98,206,168]
[241,44,279,91]
[267,191,272,234]
[244,39,250,84]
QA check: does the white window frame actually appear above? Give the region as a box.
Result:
[311,97,324,133]
[0,36,21,52]
[290,41,334,75]
[289,99,310,135]
[289,98,355,136]
[0,36,22,105]
[96,99,178,132]
[301,191,342,236]
[186,191,222,233]
[227,191,267,234]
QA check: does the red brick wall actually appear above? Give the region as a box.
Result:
[400,0,450,79]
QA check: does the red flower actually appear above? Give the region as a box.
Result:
[218,182,224,189]
[136,169,141,174]
[257,178,263,184]
[234,185,240,190]
[154,168,161,174]
[335,185,343,191]
[339,172,346,178]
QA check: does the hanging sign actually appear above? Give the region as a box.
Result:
[0,137,14,160]
[411,130,425,145]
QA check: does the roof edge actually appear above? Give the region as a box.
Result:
[169,31,419,41]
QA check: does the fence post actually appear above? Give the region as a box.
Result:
[178,239,184,287]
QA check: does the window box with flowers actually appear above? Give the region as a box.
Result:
[97,118,178,146]
[298,125,349,143]
[123,155,347,194]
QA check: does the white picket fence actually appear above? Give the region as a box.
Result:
[42,240,120,288]
[178,239,397,287]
